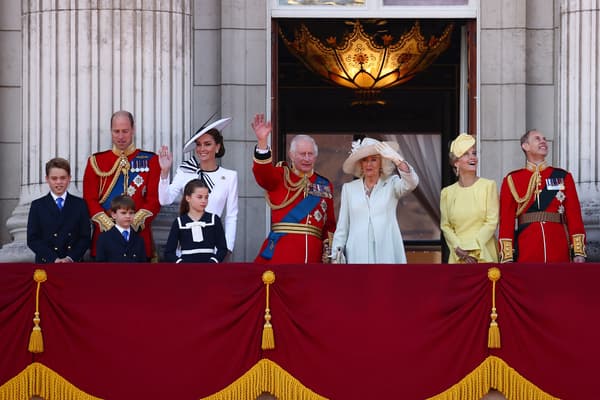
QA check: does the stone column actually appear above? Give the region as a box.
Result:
[559,0,600,260]
[0,0,191,261]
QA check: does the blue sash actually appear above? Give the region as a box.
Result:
[260,175,328,260]
[101,151,153,210]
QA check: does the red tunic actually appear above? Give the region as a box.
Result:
[83,145,161,259]
[253,156,336,264]
[498,163,586,263]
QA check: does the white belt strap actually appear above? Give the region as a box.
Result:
[181,248,215,255]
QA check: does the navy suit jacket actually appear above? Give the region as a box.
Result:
[27,192,92,263]
[96,226,147,263]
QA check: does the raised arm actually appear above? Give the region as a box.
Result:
[251,113,272,150]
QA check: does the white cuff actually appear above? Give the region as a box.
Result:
[255,146,271,154]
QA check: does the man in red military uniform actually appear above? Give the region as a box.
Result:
[251,113,336,264]
[83,110,161,260]
[498,129,586,263]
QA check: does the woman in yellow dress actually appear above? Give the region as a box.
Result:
[440,133,499,263]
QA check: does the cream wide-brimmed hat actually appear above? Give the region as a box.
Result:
[449,133,476,158]
[182,117,232,153]
[342,137,400,178]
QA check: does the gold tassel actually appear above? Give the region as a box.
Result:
[487,267,501,349]
[28,269,47,354]
[261,270,276,350]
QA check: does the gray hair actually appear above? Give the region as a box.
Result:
[289,134,318,157]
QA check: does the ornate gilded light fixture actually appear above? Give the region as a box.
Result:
[280,20,454,105]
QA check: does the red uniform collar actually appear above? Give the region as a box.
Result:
[292,167,314,179]
[112,143,137,157]
[526,160,548,172]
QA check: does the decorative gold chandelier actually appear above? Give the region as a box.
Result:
[280,21,454,105]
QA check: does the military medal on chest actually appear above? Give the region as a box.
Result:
[547,177,566,214]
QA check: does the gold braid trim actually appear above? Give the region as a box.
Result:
[90,154,121,178]
[572,233,586,258]
[499,239,513,263]
[90,153,131,204]
[0,362,102,400]
[253,154,273,164]
[507,172,540,217]
[200,358,328,400]
[265,166,309,211]
[426,356,560,400]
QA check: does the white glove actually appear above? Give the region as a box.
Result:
[375,142,403,164]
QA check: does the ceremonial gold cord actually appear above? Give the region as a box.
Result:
[91,153,131,203]
[265,167,308,210]
[507,172,540,216]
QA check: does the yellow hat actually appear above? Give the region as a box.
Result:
[449,133,476,158]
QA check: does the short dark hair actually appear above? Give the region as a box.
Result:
[110,194,136,212]
[520,129,538,147]
[111,110,135,128]
[520,129,539,156]
[195,128,226,158]
[45,157,71,176]
[180,179,209,215]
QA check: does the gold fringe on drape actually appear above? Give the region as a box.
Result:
[0,362,102,400]
[426,356,560,400]
[261,270,276,350]
[28,269,47,353]
[200,358,328,400]
[487,267,501,349]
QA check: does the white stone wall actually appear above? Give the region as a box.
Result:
[0,2,22,245]
[479,0,558,184]
[192,0,268,261]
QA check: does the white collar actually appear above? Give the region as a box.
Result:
[115,226,130,235]
[50,192,67,202]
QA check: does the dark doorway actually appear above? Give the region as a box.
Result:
[272,18,471,262]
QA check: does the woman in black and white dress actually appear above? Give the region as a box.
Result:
[158,118,238,254]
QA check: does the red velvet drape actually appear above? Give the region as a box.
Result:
[1,263,598,399]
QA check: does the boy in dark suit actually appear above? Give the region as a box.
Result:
[95,195,146,262]
[27,158,91,263]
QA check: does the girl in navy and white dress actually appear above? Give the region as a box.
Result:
[164,179,227,263]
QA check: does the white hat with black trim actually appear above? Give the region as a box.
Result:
[182,117,232,153]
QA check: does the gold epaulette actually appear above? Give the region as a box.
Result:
[132,209,154,231]
[92,212,114,232]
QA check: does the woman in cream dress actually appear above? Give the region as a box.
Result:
[332,137,419,263]
[440,133,499,263]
